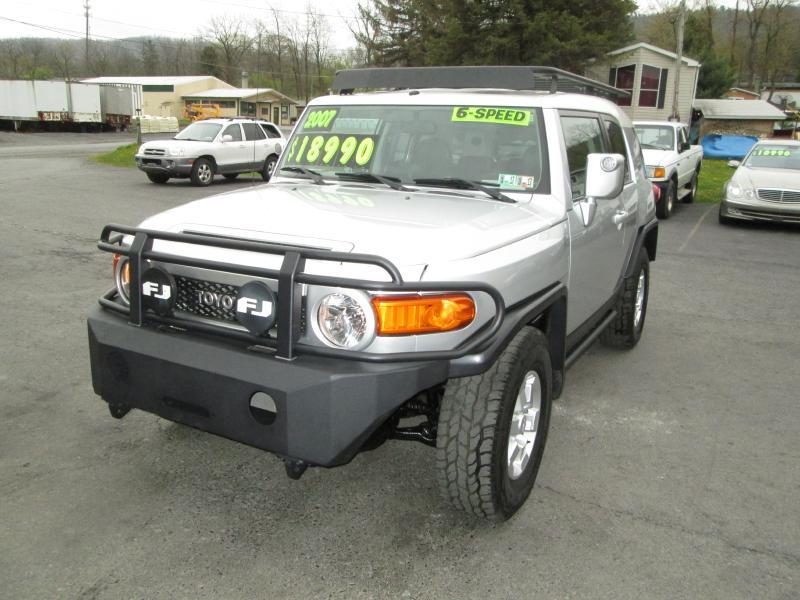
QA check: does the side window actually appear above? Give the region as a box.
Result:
[678,127,688,149]
[623,126,645,175]
[603,117,631,183]
[242,123,266,141]
[560,114,606,199]
[262,124,282,139]
[222,124,242,141]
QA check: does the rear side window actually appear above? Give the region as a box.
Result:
[222,124,243,141]
[242,123,266,141]
[560,114,606,199]
[603,117,631,183]
[262,124,282,139]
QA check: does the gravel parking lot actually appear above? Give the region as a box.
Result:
[1,133,798,599]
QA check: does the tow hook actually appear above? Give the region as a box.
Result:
[108,403,131,419]
[284,459,308,480]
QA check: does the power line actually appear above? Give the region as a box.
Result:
[0,15,341,81]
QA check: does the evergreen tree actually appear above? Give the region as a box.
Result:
[370,0,637,71]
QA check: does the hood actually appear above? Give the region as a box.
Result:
[641,149,673,167]
[737,166,800,191]
[138,138,212,152]
[139,181,564,269]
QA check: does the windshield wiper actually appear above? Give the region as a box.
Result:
[413,178,516,204]
[335,172,412,191]
[279,166,327,185]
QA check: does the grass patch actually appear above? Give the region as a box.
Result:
[91,143,137,168]
[695,159,733,204]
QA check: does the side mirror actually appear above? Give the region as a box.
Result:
[221,134,233,143]
[680,141,690,152]
[585,153,625,200]
[727,160,740,168]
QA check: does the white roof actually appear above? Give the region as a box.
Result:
[694,99,787,120]
[184,87,299,103]
[308,89,632,122]
[607,42,701,68]
[81,76,218,86]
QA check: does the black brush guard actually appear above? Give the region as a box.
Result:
[97,224,507,362]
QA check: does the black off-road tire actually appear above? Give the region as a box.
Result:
[684,172,698,203]
[146,172,169,184]
[656,180,676,219]
[190,158,215,186]
[261,154,278,181]
[223,173,239,180]
[436,327,553,522]
[601,246,650,349]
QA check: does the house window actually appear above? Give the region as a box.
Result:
[610,65,635,107]
[639,65,669,109]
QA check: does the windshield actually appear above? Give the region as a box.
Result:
[744,145,800,170]
[174,122,222,142]
[634,125,675,151]
[280,104,549,193]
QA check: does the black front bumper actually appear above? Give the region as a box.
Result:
[88,308,448,466]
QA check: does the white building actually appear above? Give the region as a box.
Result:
[586,42,701,124]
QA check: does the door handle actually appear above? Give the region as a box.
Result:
[238,144,246,148]
[613,210,629,225]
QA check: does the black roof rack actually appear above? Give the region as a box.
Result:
[332,66,628,100]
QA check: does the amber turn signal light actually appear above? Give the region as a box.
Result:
[653,167,666,178]
[372,294,476,336]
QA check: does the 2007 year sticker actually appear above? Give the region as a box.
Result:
[451,107,532,126]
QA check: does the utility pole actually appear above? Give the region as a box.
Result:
[670,0,686,121]
[84,0,90,72]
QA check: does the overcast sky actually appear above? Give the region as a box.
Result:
[0,0,365,50]
[1,0,742,51]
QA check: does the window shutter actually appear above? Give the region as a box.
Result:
[657,69,669,109]
[609,67,618,87]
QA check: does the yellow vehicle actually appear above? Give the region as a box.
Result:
[183,103,221,121]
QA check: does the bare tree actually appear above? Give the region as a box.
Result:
[52,41,76,80]
[205,16,253,83]
[0,40,25,79]
[308,7,331,91]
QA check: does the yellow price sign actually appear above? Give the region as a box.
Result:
[286,133,377,168]
[451,107,532,126]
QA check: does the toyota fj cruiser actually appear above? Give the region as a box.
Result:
[88,67,658,521]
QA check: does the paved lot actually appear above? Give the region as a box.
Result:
[1,134,798,599]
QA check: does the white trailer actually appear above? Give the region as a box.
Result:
[0,80,102,127]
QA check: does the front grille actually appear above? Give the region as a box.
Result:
[144,148,166,156]
[175,276,240,322]
[757,188,800,203]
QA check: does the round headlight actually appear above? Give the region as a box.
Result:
[727,182,742,197]
[315,291,375,350]
[113,255,131,304]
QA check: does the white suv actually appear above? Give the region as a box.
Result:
[134,118,286,186]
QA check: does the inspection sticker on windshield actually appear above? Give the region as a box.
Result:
[451,107,532,126]
[499,173,535,189]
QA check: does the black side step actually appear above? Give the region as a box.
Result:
[564,310,616,370]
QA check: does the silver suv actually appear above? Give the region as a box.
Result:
[89,67,657,521]
[134,118,286,186]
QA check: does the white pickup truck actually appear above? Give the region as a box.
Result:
[633,121,703,219]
